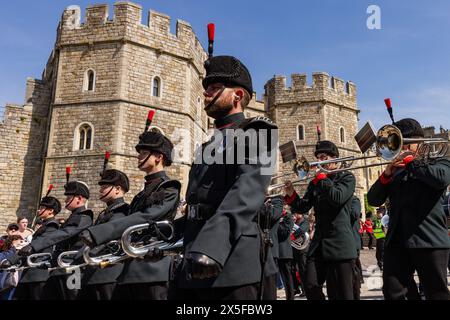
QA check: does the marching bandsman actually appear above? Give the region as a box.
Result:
[11,186,61,300]
[80,114,181,300]
[17,168,93,300]
[290,211,310,297]
[287,140,357,300]
[373,207,386,270]
[277,207,295,300]
[368,118,450,300]
[176,24,278,300]
[257,195,283,300]
[80,153,130,300]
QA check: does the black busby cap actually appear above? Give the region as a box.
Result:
[64,181,90,199]
[99,169,130,193]
[314,140,339,158]
[202,55,253,96]
[39,196,62,215]
[394,118,424,138]
[135,131,174,166]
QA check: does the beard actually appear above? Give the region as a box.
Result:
[204,92,234,119]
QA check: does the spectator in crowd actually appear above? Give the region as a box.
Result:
[16,217,33,244]
[2,224,20,239]
[0,235,25,300]
[364,212,374,250]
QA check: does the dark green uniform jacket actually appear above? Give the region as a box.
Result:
[291,171,358,261]
[30,206,93,277]
[88,171,181,284]
[19,218,60,283]
[179,112,278,288]
[367,158,450,248]
[82,198,129,286]
[278,213,294,260]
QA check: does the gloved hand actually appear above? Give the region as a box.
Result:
[79,230,95,248]
[18,244,34,256]
[144,247,164,262]
[187,252,222,280]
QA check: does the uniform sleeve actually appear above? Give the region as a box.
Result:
[270,196,284,226]
[278,215,294,242]
[316,172,355,207]
[290,183,315,214]
[406,158,450,190]
[367,178,390,207]
[30,215,92,252]
[88,188,179,246]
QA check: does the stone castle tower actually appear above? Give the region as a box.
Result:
[0,2,370,229]
[265,73,368,215]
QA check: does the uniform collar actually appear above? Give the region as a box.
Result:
[145,171,167,185]
[72,206,87,215]
[214,112,245,130]
[106,197,125,209]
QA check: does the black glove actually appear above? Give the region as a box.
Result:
[144,247,164,262]
[79,230,95,248]
[18,244,34,256]
[187,252,222,280]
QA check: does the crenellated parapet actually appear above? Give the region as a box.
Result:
[58,2,207,74]
[265,72,357,111]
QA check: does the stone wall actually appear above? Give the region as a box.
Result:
[0,79,51,229]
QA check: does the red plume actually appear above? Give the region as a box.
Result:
[45,184,54,197]
[384,98,395,123]
[207,23,215,42]
[384,98,392,109]
[103,151,110,173]
[207,23,215,59]
[144,110,155,133]
[66,167,71,184]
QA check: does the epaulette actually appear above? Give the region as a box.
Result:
[80,209,94,220]
[157,179,182,192]
[238,116,278,130]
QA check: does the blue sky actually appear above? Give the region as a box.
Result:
[1,0,450,131]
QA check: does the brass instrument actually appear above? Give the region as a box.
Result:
[290,224,310,251]
[269,122,449,196]
[121,220,183,258]
[83,240,128,269]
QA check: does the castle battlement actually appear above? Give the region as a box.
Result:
[59,2,207,74]
[265,72,357,110]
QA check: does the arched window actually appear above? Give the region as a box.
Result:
[340,127,346,143]
[83,69,96,92]
[152,77,161,97]
[297,124,305,141]
[77,123,93,150]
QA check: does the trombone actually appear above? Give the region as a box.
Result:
[268,123,449,195]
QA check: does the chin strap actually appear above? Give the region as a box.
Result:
[205,86,226,111]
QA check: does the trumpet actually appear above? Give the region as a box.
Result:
[83,240,128,268]
[121,220,182,258]
[27,252,52,269]
[0,253,53,272]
